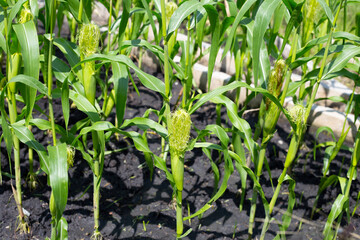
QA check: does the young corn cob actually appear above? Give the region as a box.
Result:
[78,23,100,105]
[302,0,320,44]
[66,145,75,169]
[168,109,191,237]
[19,5,32,24]
[263,59,286,139]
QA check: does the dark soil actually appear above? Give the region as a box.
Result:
[0,65,359,240]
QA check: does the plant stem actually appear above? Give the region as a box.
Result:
[8,90,23,217]
[259,167,287,240]
[248,147,266,237]
[304,0,343,125]
[92,131,101,234]
[176,190,183,238]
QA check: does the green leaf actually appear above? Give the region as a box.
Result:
[277,175,296,237]
[153,154,174,184]
[63,0,90,23]
[62,78,70,130]
[323,194,348,238]
[117,0,131,50]
[189,81,295,129]
[184,148,233,220]
[120,39,185,79]
[7,74,48,96]
[112,62,128,125]
[78,54,166,97]
[13,21,40,125]
[8,0,27,35]
[48,143,68,219]
[166,0,203,40]
[205,125,229,147]
[0,97,13,157]
[243,18,270,85]
[69,90,101,122]
[203,4,220,92]
[121,117,168,139]
[11,123,49,174]
[229,150,269,213]
[74,121,152,153]
[222,0,257,61]
[252,0,282,86]
[322,45,360,80]
[317,0,334,25]
[53,38,81,72]
[141,0,158,44]
[211,95,257,162]
[0,31,6,52]
[295,32,360,59]
[316,126,336,142]
[57,217,68,240]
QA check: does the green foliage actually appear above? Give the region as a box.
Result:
[0,0,358,238]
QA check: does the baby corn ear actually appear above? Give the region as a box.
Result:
[78,23,100,105]
[168,109,192,155]
[78,23,100,58]
[168,109,192,192]
[266,59,285,107]
[289,103,306,136]
[67,146,75,169]
[165,2,178,25]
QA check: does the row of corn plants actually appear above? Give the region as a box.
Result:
[0,0,359,239]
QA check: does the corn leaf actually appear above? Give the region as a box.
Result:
[121,117,168,139]
[203,4,220,92]
[229,150,269,213]
[69,90,101,122]
[189,81,295,129]
[7,74,48,96]
[212,95,257,163]
[75,121,151,153]
[277,175,296,238]
[252,0,281,86]
[112,62,128,125]
[0,31,6,53]
[117,0,131,50]
[63,0,90,23]
[53,38,81,72]
[121,39,185,79]
[185,140,233,220]
[322,45,360,80]
[153,154,174,185]
[11,123,49,174]
[57,217,68,240]
[244,18,270,85]
[141,0,159,44]
[317,0,334,25]
[48,143,68,219]
[13,20,40,125]
[295,32,360,59]
[221,0,257,61]
[0,92,13,157]
[205,125,229,147]
[323,194,348,238]
[8,0,27,35]
[62,78,70,131]
[15,118,67,137]
[166,0,203,40]
[78,54,166,97]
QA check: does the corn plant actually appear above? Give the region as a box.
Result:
[0,0,359,239]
